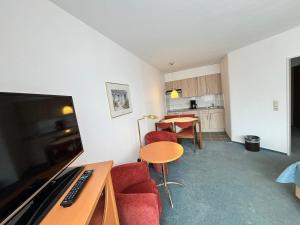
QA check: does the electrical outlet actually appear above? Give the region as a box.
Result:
[273,100,279,111]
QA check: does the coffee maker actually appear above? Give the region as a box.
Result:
[190,100,197,109]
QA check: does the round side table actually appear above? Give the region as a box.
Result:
[139,141,184,208]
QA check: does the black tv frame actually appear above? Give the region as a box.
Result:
[0,92,84,225]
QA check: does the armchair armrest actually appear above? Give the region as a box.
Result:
[116,193,160,225]
[111,162,150,193]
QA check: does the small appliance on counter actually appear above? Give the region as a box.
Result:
[190,100,197,109]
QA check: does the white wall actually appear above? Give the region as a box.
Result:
[0,0,165,165]
[220,56,232,138]
[164,64,220,82]
[227,25,300,154]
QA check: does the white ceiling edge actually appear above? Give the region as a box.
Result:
[49,0,300,73]
[164,64,220,82]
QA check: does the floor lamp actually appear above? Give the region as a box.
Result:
[137,114,158,148]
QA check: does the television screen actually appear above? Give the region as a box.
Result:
[0,92,83,224]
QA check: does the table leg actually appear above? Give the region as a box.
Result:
[197,121,203,149]
[156,163,184,208]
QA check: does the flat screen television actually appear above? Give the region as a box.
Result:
[0,92,84,224]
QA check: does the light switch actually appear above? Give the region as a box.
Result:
[273,100,279,111]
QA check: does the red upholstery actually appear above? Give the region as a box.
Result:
[180,113,196,118]
[164,114,180,119]
[175,121,196,148]
[145,131,177,143]
[144,131,177,174]
[116,194,160,225]
[175,122,195,138]
[111,162,162,225]
[175,121,194,129]
[155,122,173,132]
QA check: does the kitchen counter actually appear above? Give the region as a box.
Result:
[167,106,224,113]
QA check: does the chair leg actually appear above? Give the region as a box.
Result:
[198,132,203,149]
[193,126,197,152]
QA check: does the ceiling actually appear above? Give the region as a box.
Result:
[50,0,300,72]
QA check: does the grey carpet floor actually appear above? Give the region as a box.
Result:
[150,140,300,225]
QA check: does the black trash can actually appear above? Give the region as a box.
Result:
[245,135,260,152]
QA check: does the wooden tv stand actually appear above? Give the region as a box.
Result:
[40,161,120,225]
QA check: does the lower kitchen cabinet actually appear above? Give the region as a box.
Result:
[198,109,224,132]
[199,110,209,131]
[167,108,225,132]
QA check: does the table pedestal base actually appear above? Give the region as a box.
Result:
[156,163,184,208]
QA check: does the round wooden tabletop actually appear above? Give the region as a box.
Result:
[139,141,184,164]
[162,117,199,123]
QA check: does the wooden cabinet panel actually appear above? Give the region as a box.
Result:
[173,80,182,90]
[196,76,207,96]
[198,109,224,132]
[165,73,222,97]
[199,110,210,131]
[168,109,225,132]
[209,111,224,130]
[165,81,173,91]
[181,78,198,97]
[205,74,221,95]
[165,80,181,91]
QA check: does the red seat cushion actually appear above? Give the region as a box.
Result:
[116,193,160,225]
[176,128,194,138]
[144,131,178,175]
[123,179,162,215]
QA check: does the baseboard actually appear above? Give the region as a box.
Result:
[230,141,288,155]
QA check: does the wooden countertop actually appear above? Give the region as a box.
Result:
[167,106,224,113]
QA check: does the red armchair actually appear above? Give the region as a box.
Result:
[144,131,178,174]
[111,162,162,225]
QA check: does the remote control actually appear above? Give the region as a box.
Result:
[60,170,93,207]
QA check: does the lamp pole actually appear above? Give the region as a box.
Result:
[137,116,145,148]
[137,114,158,148]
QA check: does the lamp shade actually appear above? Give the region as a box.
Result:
[170,89,179,99]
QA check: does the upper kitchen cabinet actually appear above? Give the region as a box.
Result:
[205,73,222,94]
[181,77,198,97]
[165,80,182,91]
[196,76,206,96]
[165,73,222,96]
[165,81,172,91]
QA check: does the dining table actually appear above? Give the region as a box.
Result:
[161,117,202,149]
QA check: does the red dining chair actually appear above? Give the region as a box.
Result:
[175,121,197,152]
[144,131,178,174]
[155,122,173,132]
[180,113,196,118]
[164,114,180,119]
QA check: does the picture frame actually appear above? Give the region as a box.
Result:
[105,82,133,118]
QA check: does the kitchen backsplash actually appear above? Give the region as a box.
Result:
[166,94,224,111]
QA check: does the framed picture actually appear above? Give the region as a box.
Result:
[105,82,133,118]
